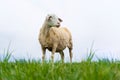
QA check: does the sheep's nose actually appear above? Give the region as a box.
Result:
[56,23,60,27]
[57,22,60,25]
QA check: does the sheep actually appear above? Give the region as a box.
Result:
[38,14,73,63]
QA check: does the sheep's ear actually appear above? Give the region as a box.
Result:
[58,18,63,22]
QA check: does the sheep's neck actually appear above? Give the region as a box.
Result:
[42,25,50,37]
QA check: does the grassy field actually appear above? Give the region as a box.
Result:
[0,56,120,80]
[0,47,120,80]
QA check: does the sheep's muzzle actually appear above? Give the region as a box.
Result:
[56,23,60,27]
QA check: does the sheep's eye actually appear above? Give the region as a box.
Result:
[48,16,52,21]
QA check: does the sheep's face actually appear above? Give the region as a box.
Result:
[46,14,62,27]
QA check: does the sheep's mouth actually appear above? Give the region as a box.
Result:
[56,24,60,27]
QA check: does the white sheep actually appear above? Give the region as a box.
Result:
[38,14,73,62]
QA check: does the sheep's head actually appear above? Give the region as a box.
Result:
[46,14,62,27]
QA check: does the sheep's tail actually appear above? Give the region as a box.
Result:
[62,27,73,49]
[68,38,73,49]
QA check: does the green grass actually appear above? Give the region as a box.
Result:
[0,47,120,80]
[0,57,120,80]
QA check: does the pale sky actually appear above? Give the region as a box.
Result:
[0,0,120,62]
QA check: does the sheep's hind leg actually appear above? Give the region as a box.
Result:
[59,51,64,63]
[69,48,73,63]
[68,40,73,63]
[42,47,46,63]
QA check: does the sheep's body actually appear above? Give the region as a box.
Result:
[38,14,73,62]
[39,27,72,52]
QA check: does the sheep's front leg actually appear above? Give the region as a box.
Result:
[59,51,64,63]
[51,44,57,62]
[41,47,46,63]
